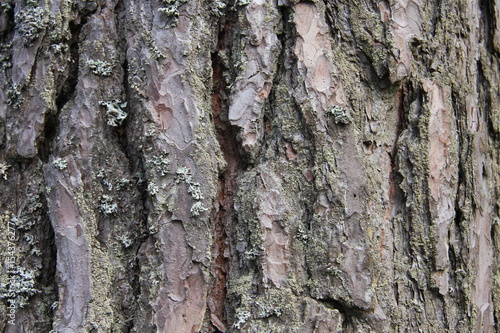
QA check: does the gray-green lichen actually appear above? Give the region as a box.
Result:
[176,167,208,216]
[158,0,188,27]
[233,309,252,329]
[0,53,11,71]
[52,157,67,170]
[236,0,252,6]
[147,182,159,196]
[0,2,12,11]
[0,267,39,311]
[177,167,203,200]
[6,84,22,105]
[146,154,170,177]
[99,100,128,126]
[15,5,48,46]
[0,162,9,180]
[100,195,118,215]
[87,59,114,76]
[116,234,133,248]
[190,201,208,217]
[10,215,35,231]
[210,0,226,17]
[326,105,351,124]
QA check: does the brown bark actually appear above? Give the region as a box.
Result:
[0,0,499,332]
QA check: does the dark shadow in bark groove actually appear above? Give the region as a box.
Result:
[209,3,248,331]
[478,0,495,53]
[449,89,474,328]
[38,9,94,163]
[112,8,151,331]
[316,296,367,330]
[39,193,58,331]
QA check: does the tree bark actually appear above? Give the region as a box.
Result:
[0,0,499,332]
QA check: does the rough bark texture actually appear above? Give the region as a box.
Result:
[0,0,499,332]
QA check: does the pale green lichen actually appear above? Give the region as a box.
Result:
[23,234,36,246]
[236,0,252,6]
[99,100,128,127]
[96,168,106,179]
[158,0,188,27]
[177,166,208,217]
[0,3,12,11]
[96,168,113,190]
[296,224,308,241]
[176,166,191,179]
[50,43,68,54]
[116,234,133,248]
[0,162,10,180]
[147,182,159,196]
[16,5,48,45]
[52,157,67,170]
[116,178,131,190]
[147,154,170,176]
[176,167,204,200]
[87,59,114,76]
[326,105,351,124]
[6,84,21,105]
[211,0,226,17]
[145,123,157,137]
[100,195,118,215]
[243,248,260,260]
[233,309,252,329]
[190,201,208,217]
[0,267,39,310]
[11,215,35,231]
[254,290,289,319]
[0,54,11,70]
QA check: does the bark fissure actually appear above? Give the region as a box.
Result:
[38,193,58,331]
[209,5,247,331]
[316,297,366,330]
[113,10,150,331]
[450,89,474,326]
[479,0,495,53]
[38,10,91,163]
[388,82,406,207]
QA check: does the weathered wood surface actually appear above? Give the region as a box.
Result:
[0,0,499,332]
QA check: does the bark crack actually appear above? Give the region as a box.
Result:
[209,4,248,331]
[316,297,367,330]
[38,10,93,163]
[114,8,151,331]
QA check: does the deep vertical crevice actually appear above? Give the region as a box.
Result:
[430,0,443,36]
[276,2,321,299]
[450,89,472,326]
[39,191,58,332]
[38,11,91,163]
[387,80,407,225]
[478,0,495,53]
[478,59,499,141]
[114,5,150,331]
[55,20,82,110]
[209,4,248,331]
[389,81,406,192]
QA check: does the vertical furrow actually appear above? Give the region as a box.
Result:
[210,40,247,331]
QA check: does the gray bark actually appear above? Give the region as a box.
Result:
[0,0,499,332]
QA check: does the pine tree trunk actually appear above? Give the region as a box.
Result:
[0,0,499,332]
